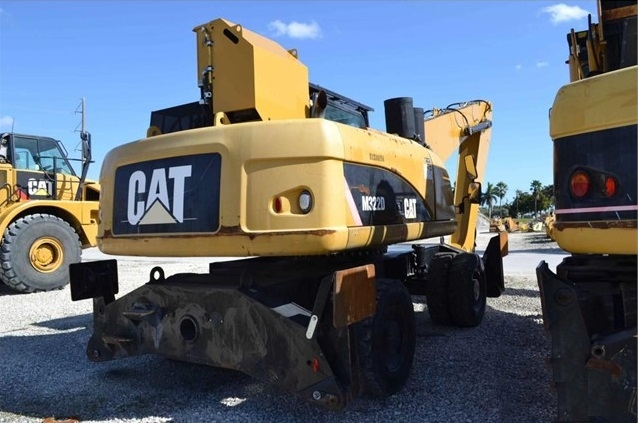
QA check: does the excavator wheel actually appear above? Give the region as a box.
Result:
[0,214,81,293]
[356,278,415,397]
[447,253,486,327]
[425,252,455,325]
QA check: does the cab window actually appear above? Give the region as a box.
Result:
[324,105,366,128]
[12,136,76,175]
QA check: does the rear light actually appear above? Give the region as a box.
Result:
[604,176,617,197]
[569,171,590,198]
[298,190,313,214]
[273,197,283,213]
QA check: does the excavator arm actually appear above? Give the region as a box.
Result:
[424,100,498,253]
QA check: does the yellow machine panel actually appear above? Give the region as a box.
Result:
[550,66,637,255]
[195,18,309,122]
[98,119,455,257]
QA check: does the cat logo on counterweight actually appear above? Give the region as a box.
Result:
[127,166,192,225]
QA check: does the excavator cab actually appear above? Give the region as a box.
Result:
[309,83,372,129]
[147,83,372,137]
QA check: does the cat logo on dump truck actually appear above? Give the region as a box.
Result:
[113,153,221,235]
[28,178,53,197]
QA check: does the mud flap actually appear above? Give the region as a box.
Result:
[536,260,637,423]
[70,259,118,304]
[483,233,506,297]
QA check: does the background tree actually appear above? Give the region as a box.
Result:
[541,184,555,211]
[494,181,508,216]
[513,189,523,217]
[481,182,498,218]
[530,180,543,216]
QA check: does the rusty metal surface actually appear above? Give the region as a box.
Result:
[88,278,346,407]
[536,258,637,422]
[601,4,638,22]
[101,226,337,240]
[333,264,376,328]
[76,253,402,409]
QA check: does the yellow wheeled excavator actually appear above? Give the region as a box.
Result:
[70,18,505,408]
[536,1,637,421]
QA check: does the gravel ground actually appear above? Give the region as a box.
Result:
[0,231,567,423]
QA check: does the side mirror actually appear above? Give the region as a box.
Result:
[310,90,327,119]
[469,181,482,204]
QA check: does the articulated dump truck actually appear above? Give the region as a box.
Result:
[70,18,506,408]
[0,101,99,293]
[537,1,637,422]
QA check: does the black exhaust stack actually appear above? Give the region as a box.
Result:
[384,97,416,140]
[384,97,424,145]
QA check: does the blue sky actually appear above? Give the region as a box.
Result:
[0,1,595,203]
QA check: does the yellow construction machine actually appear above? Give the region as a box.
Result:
[536,1,637,421]
[70,18,505,408]
[0,101,99,292]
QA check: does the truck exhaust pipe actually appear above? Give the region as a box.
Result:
[384,97,416,140]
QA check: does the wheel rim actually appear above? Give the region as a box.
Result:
[472,277,481,301]
[29,237,64,273]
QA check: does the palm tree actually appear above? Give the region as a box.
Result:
[514,189,523,217]
[495,181,508,216]
[530,180,543,217]
[481,182,498,218]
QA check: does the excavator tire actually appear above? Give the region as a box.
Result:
[0,213,81,293]
[447,252,486,327]
[356,278,415,397]
[425,252,455,325]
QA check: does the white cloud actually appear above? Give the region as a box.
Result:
[0,116,14,129]
[515,64,523,70]
[268,20,322,39]
[542,4,589,24]
[536,61,549,68]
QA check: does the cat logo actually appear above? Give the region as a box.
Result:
[404,197,417,219]
[28,178,53,197]
[127,165,192,225]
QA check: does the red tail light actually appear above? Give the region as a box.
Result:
[273,197,283,213]
[570,171,590,198]
[604,176,617,197]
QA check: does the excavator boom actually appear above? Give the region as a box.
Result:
[423,101,494,252]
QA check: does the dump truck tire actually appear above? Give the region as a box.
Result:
[447,253,486,327]
[356,278,415,397]
[0,214,81,293]
[425,252,455,325]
